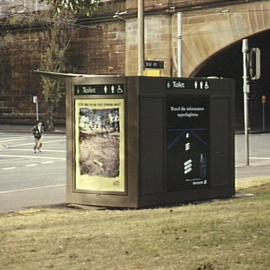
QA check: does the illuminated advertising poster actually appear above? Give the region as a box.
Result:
[75,99,125,193]
[167,96,209,190]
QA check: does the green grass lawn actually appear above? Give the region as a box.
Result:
[1,179,270,270]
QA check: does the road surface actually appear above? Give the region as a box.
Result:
[0,132,66,212]
[235,133,270,179]
[0,131,270,213]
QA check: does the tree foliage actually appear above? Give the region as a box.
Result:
[0,3,76,128]
[38,8,77,129]
[0,0,101,128]
[39,0,101,129]
[39,10,75,102]
[48,0,101,16]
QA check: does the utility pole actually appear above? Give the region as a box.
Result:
[242,39,250,166]
[138,0,144,76]
[177,12,183,77]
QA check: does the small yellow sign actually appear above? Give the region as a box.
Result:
[143,69,161,77]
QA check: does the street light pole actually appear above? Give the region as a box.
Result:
[33,96,39,121]
[138,0,144,76]
[242,39,250,166]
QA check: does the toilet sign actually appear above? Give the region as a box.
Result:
[75,84,125,96]
[166,79,210,91]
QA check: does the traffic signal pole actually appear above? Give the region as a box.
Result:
[242,39,250,166]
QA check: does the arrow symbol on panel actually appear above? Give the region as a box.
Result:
[185,142,191,151]
[184,159,192,175]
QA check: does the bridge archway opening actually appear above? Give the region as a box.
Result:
[194,30,270,131]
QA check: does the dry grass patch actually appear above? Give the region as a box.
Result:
[0,179,270,270]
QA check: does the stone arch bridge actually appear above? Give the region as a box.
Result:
[125,0,270,77]
[181,0,270,77]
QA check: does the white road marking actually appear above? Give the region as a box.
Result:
[0,138,28,143]
[9,143,36,147]
[8,149,66,153]
[41,161,54,164]
[2,167,16,170]
[26,164,38,167]
[0,157,24,163]
[0,184,66,194]
[1,160,56,170]
[0,154,65,161]
[12,139,65,147]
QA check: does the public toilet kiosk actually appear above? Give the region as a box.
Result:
[66,76,235,208]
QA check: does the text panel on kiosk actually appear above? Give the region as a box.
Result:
[167,96,209,191]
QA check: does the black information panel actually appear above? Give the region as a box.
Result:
[167,96,209,191]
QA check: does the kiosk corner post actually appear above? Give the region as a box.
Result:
[65,77,75,204]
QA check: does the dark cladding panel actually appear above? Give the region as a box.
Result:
[210,97,234,187]
[140,97,164,194]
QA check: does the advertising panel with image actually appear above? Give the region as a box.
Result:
[75,99,125,193]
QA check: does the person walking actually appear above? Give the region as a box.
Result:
[32,121,44,153]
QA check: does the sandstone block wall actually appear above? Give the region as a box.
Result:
[0,0,267,123]
[0,30,43,121]
[66,22,126,75]
[0,0,48,16]
[125,14,172,76]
